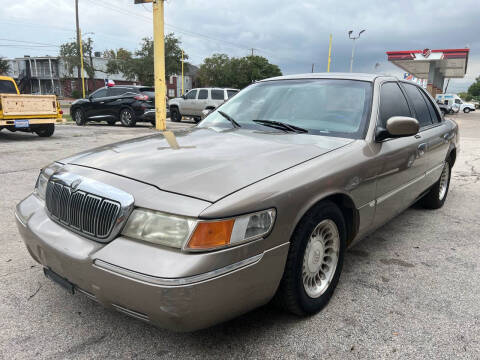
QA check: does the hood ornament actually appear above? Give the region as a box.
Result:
[71,178,82,191]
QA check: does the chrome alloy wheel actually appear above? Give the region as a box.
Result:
[439,162,450,201]
[302,219,340,298]
[121,110,132,124]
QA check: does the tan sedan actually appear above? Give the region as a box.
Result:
[16,73,458,331]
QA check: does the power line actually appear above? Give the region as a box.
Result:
[0,38,61,47]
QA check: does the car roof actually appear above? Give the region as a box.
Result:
[261,72,391,82]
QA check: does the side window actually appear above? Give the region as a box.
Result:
[419,89,441,123]
[198,89,208,100]
[402,83,433,127]
[108,87,127,97]
[211,89,224,100]
[379,82,411,127]
[91,88,107,99]
[227,90,239,98]
[454,99,462,104]
[186,89,197,100]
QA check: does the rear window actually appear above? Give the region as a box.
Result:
[0,80,18,94]
[139,87,154,93]
[211,90,225,100]
[227,90,239,98]
[402,83,434,127]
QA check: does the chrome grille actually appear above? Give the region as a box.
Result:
[46,180,120,239]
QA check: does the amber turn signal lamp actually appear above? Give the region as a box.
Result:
[187,219,235,249]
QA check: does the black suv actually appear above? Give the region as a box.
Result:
[71,86,156,127]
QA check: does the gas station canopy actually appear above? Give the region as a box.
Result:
[386,48,470,96]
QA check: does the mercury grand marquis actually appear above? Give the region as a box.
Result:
[16,73,458,331]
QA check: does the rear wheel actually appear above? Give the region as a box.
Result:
[170,107,181,122]
[35,124,55,137]
[421,161,451,209]
[73,108,86,126]
[120,108,136,127]
[107,118,116,126]
[463,108,471,113]
[276,201,346,316]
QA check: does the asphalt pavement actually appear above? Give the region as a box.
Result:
[1,114,479,359]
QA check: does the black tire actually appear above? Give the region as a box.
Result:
[193,117,201,124]
[275,201,346,316]
[170,107,181,122]
[119,108,136,127]
[421,161,451,209]
[35,124,55,137]
[107,119,116,126]
[441,109,446,117]
[463,108,470,114]
[73,108,86,126]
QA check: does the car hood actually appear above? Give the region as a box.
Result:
[62,128,354,203]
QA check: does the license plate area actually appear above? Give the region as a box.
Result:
[43,267,75,294]
[14,119,29,128]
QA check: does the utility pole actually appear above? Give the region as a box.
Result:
[79,29,86,98]
[327,34,332,72]
[250,48,256,56]
[75,0,82,94]
[135,0,166,131]
[311,63,315,73]
[181,50,184,96]
[348,30,365,72]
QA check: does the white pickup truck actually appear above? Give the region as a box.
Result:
[168,87,239,123]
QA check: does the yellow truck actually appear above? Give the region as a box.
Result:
[0,75,64,137]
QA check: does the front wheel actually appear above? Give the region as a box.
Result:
[275,201,346,316]
[463,108,471,114]
[35,124,55,137]
[119,108,136,127]
[170,107,182,122]
[107,119,116,126]
[421,161,451,209]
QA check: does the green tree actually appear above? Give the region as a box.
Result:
[0,57,10,75]
[59,37,98,83]
[467,76,480,100]
[106,34,188,86]
[197,54,282,89]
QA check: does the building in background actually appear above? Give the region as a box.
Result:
[6,54,136,98]
[166,64,199,98]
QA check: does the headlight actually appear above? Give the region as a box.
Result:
[34,162,63,200]
[122,209,197,248]
[121,208,276,251]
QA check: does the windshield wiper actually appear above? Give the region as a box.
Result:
[218,110,241,128]
[252,119,308,133]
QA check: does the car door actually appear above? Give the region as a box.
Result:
[210,89,226,109]
[104,87,129,117]
[401,83,450,188]
[87,88,108,118]
[195,89,209,116]
[371,81,429,228]
[183,89,197,115]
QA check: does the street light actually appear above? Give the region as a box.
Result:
[348,29,365,73]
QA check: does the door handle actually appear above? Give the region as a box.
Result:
[417,143,427,157]
[100,102,105,104]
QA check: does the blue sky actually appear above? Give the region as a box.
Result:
[1,0,479,93]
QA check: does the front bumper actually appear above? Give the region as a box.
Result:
[15,195,288,331]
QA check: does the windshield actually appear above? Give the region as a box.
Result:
[199,79,372,138]
[0,79,18,94]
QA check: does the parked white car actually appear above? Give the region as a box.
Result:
[169,88,239,123]
[436,94,475,113]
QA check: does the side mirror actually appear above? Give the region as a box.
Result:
[376,116,419,141]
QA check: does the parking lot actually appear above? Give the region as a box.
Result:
[1,113,479,359]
